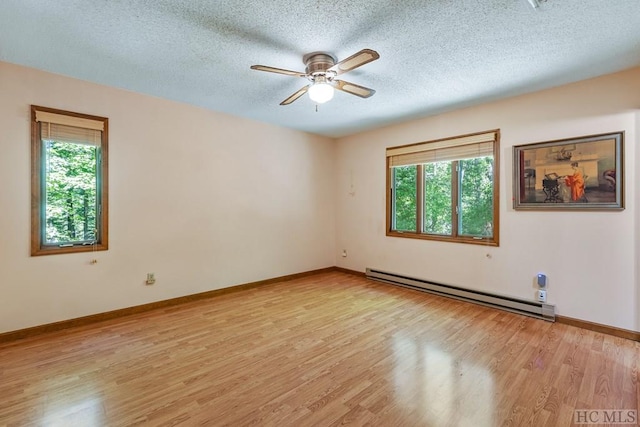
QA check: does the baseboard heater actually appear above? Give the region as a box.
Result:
[366,268,555,322]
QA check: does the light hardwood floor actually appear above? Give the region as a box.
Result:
[1,271,638,426]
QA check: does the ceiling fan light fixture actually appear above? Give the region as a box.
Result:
[308,76,334,104]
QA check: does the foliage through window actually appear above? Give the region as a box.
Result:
[387,130,499,246]
[31,106,108,256]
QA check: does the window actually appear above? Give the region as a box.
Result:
[31,105,108,256]
[387,130,499,246]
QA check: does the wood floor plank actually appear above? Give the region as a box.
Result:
[1,271,638,426]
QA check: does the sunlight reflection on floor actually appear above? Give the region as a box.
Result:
[393,334,494,426]
[42,395,104,427]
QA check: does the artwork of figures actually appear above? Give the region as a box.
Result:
[513,132,624,210]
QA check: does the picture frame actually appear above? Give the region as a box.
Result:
[513,132,624,210]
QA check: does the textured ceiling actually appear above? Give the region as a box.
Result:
[1,1,639,137]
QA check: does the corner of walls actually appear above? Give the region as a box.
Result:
[635,110,640,332]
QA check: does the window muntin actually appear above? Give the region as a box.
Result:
[387,130,499,246]
[31,105,108,256]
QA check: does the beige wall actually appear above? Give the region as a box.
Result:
[1,60,638,334]
[335,67,639,331]
[0,61,337,334]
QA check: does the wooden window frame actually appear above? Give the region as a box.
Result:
[30,105,109,256]
[386,130,500,246]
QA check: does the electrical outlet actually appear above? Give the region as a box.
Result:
[146,273,156,285]
[342,250,347,258]
[537,289,547,303]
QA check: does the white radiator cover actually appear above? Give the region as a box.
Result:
[366,268,555,321]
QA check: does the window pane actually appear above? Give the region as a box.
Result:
[458,157,493,237]
[44,140,98,244]
[392,166,417,232]
[424,161,452,235]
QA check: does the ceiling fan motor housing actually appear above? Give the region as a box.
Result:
[303,52,336,76]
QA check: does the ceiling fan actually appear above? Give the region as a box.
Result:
[250,48,380,105]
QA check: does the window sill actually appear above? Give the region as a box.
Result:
[386,230,498,247]
[31,243,108,257]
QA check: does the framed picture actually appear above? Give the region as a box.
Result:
[513,132,624,210]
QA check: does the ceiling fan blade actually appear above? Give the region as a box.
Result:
[250,65,306,78]
[334,80,376,98]
[328,49,380,75]
[280,85,310,105]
